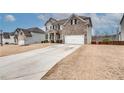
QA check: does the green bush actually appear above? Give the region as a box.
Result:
[44,40,48,43]
[41,40,49,43]
[102,38,111,42]
[41,41,44,43]
[56,40,62,43]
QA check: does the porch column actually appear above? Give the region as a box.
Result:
[61,34,64,43]
[54,32,56,43]
[48,33,50,42]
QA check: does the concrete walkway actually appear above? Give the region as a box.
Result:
[0,44,81,80]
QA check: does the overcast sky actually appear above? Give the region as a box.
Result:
[0,13,123,36]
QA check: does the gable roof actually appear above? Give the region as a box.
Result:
[120,14,124,24]
[3,32,10,39]
[27,27,45,34]
[45,14,92,27]
[15,28,31,37]
[23,30,32,37]
[53,19,68,25]
[0,32,15,39]
[45,18,57,25]
[15,27,45,37]
[9,32,15,36]
[63,14,92,27]
[79,16,92,27]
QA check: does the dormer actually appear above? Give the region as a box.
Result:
[45,18,57,31]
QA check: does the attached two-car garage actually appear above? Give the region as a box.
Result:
[64,35,85,44]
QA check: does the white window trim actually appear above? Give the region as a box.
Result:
[60,25,63,30]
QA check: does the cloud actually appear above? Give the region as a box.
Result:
[51,13,71,19]
[41,26,46,31]
[4,15,16,22]
[37,13,71,21]
[78,13,123,35]
[37,14,47,21]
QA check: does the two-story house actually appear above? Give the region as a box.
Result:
[14,27,46,45]
[45,14,92,44]
[0,32,15,44]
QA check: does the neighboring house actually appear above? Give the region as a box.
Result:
[92,34,118,42]
[14,27,46,45]
[45,14,92,44]
[119,15,124,41]
[0,32,15,44]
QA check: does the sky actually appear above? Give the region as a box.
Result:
[0,13,123,36]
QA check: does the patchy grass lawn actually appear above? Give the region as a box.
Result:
[42,45,124,80]
[0,43,54,57]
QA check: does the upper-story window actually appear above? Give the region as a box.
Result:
[20,32,23,35]
[71,20,73,25]
[53,25,54,29]
[54,25,56,30]
[58,24,60,30]
[71,19,77,25]
[74,19,77,24]
[50,26,53,30]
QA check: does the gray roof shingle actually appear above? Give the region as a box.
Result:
[3,32,10,39]
[15,27,45,37]
[45,14,92,27]
[53,19,68,25]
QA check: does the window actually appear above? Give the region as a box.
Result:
[71,20,73,25]
[20,32,23,35]
[54,25,56,29]
[53,25,54,29]
[50,26,52,30]
[58,24,60,30]
[74,19,77,24]
[71,19,77,25]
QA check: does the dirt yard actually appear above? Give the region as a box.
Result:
[42,45,124,80]
[0,43,53,57]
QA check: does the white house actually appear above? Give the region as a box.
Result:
[0,32,15,44]
[14,27,46,45]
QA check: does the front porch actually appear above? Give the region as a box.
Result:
[47,31,62,43]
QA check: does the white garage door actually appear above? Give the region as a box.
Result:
[18,40,25,45]
[65,35,84,44]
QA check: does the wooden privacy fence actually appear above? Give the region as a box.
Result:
[91,41,124,45]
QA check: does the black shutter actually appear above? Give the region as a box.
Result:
[71,20,73,25]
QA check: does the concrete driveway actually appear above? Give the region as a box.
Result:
[0,44,81,80]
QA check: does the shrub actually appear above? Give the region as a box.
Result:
[91,41,96,44]
[5,42,9,44]
[44,40,48,43]
[56,40,62,43]
[50,40,54,43]
[102,38,111,42]
[41,41,44,43]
